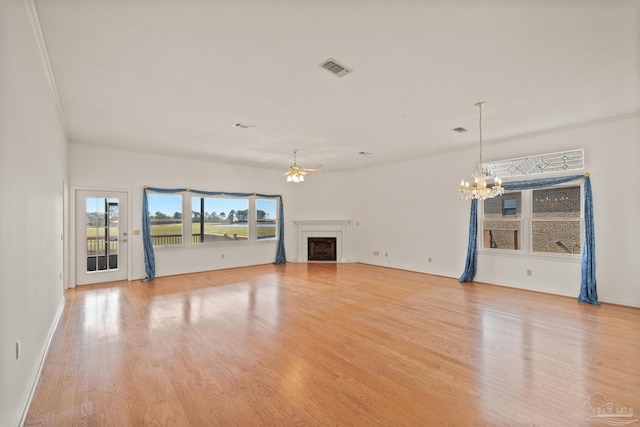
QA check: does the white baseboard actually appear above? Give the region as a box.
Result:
[18,299,65,427]
[598,297,640,308]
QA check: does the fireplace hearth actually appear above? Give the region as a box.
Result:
[307,237,337,261]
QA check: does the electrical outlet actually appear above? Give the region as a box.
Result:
[526,269,532,276]
[428,257,432,263]
[16,340,21,360]
[221,254,225,259]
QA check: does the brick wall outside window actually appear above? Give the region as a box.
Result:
[481,185,581,254]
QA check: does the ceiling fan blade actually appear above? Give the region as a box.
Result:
[284,151,320,178]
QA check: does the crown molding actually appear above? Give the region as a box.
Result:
[22,0,70,141]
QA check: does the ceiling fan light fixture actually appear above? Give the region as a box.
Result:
[286,172,304,183]
[284,150,319,183]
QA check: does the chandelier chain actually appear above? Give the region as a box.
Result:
[458,101,503,200]
[476,101,484,167]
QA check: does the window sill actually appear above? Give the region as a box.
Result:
[152,238,277,249]
[478,248,581,263]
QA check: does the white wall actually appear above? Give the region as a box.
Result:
[347,114,640,307]
[68,144,295,280]
[285,170,355,259]
[0,1,67,425]
[70,114,640,308]
[474,114,639,306]
[349,150,472,275]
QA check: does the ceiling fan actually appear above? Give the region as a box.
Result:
[284,150,321,183]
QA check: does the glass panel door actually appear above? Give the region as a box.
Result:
[76,190,128,285]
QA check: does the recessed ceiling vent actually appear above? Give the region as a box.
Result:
[319,58,352,78]
[233,122,254,129]
[453,127,468,133]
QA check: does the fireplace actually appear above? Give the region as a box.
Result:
[295,220,350,262]
[308,237,337,261]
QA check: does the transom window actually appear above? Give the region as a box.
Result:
[484,149,584,179]
[481,185,582,255]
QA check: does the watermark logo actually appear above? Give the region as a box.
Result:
[584,392,638,426]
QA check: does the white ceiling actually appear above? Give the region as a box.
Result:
[33,0,640,172]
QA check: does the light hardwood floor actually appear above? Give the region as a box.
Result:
[26,263,640,426]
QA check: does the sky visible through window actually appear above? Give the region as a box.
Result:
[148,194,276,219]
[191,198,248,216]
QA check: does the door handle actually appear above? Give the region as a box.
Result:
[121,239,128,243]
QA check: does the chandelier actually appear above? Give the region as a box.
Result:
[458,102,504,200]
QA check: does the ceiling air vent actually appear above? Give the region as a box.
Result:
[319,58,352,78]
[233,122,254,129]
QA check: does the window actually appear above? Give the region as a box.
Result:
[484,149,584,179]
[483,192,522,250]
[481,185,582,255]
[256,199,277,240]
[147,191,278,247]
[532,186,581,254]
[147,194,183,246]
[502,199,517,216]
[191,197,249,243]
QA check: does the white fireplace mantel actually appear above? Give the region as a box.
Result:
[294,220,350,262]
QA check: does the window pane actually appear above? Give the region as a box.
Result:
[532,186,581,254]
[256,199,277,240]
[148,194,183,246]
[502,199,517,216]
[482,220,522,250]
[192,197,249,243]
[532,186,581,218]
[532,220,581,254]
[482,192,522,250]
[484,192,521,219]
[85,198,119,271]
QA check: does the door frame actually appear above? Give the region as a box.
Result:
[69,186,132,288]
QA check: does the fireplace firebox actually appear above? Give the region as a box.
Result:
[307,237,337,261]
